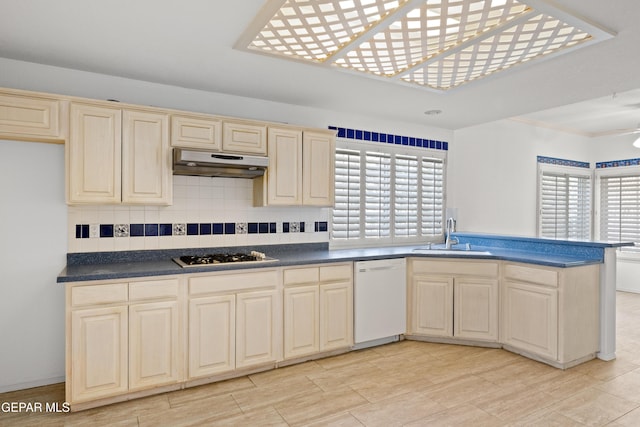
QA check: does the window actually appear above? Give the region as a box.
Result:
[596,167,640,252]
[537,160,592,240]
[333,140,446,247]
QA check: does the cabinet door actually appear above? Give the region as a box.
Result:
[0,92,61,140]
[454,278,498,341]
[266,127,303,205]
[171,114,222,150]
[302,131,335,206]
[502,281,558,360]
[189,295,236,378]
[122,110,171,205]
[70,306,128,403]
[284,285,319,359]
[320,281,353,351]
[68,103,122,204]
[222,121,267,154]
[129,301,180,390]
[236,289,277,368]
[412,275,453,337]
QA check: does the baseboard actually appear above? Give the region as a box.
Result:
[0,376,65,394]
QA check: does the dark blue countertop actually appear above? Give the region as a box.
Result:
[57,233,633,283]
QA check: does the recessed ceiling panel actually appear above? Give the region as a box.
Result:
[238,0,614,91]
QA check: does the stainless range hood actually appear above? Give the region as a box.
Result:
[173,148,268,178]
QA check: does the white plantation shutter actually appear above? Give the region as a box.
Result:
[365,152,391,238]
[422,158,445,237]
[333,149,361,240]
[599,174,640,250]
[332,142,446,246]
[538,164,591,240]
[394,155,418,237]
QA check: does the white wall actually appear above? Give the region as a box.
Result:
[0,140,67,392]
[449,119,592,236]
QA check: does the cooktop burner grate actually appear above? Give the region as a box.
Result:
[172,251,277,268]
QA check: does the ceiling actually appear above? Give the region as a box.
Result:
[1,0,640,136]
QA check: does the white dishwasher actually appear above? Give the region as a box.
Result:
[354,258,407,349]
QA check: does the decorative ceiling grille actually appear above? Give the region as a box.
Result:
[237,0,614,91]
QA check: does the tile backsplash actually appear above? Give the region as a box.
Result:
[68,176,330,253]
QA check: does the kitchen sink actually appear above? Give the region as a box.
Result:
[412,243,492,255]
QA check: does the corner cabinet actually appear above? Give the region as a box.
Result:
[501,262,600,368]
[255,126,335,207]
[67,103,172,205]
[408,258,499,343]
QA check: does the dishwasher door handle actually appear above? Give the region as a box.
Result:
[358,265,399,273]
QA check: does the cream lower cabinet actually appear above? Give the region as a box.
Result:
[187,269,280,379]
[128,300,180,391]
[408,258,499,342]
[67,102,171,205]
[66,278,182,406]
[70,305,128,403]
[501,262,600,366]
[188,295,236,378]
[283,263,353,360]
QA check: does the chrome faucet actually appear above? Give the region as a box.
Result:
[445,217,458,249]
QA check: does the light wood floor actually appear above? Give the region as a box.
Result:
[4,291,640,427]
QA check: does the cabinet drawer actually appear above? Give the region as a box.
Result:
[284,267,319,285]
[320,263,352,282]
[411,259,498,277]
[503,263,558,287]
[71,283,128,307]
[171,114,222,150]
[189,269,278,295]
[222,121,267,155]
[129,279,179,301]
[0,92,61,139]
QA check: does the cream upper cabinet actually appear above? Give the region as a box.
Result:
[68,103,122,204]
[302,131,335,206]
[501,262,599,367]
[67,103,171,205]
[121,110,171,204]
[283,263,353,360]
[408,259,499,342]
[0,90,66,142]
[171,114,222,150]
[255,126,335,207]
[222,120,267,155]
[264,126,303,206]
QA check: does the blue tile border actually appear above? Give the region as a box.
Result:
[596,158,640,168]
[75,221,320,239]
[537,156,590,168]
[329,126,448,151]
